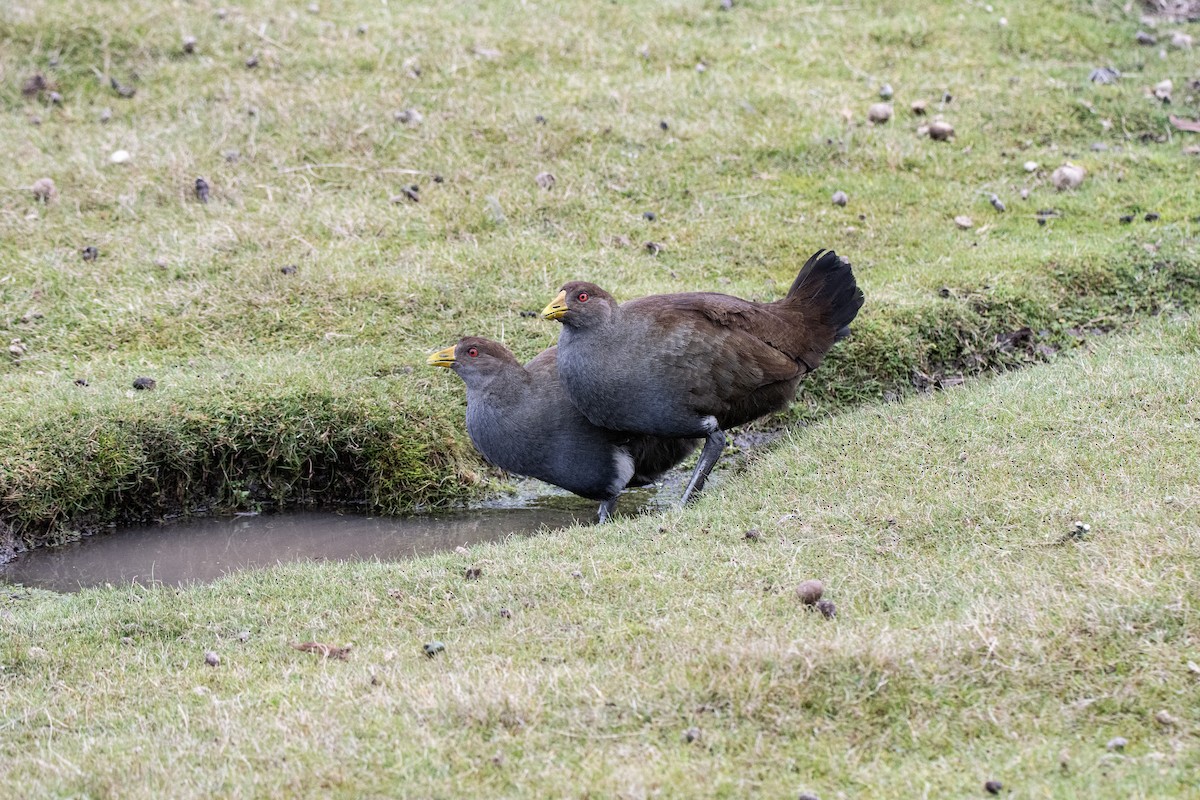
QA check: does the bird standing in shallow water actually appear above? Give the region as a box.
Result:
[541,249,864,505]
[428,337,698,522]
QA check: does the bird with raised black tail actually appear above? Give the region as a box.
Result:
[541,249,863,505]
[428,337,699,522]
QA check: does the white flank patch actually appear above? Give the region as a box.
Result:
[610,448,635,496]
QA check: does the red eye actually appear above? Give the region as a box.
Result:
[577,292,589,303]
[467,347,479,358]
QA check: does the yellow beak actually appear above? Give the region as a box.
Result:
[541,290,569,321]
[426,345,457,368]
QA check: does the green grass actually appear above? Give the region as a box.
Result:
[2,0,1199,549]
[3,316,1198,797]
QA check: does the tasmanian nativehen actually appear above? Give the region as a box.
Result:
[541,249,863,504]
[428,337,698,522]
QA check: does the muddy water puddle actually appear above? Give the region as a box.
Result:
[0,504,594,593]
[0,428,774,593]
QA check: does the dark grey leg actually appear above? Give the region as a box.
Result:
[680,430,726,505]
[597,497,619,523]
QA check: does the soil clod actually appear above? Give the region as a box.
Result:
[796,579,824,605]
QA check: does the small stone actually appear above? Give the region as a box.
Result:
[31,177,56,203]
[110,77,135,98]
[683,727,701,743]
[928,120,954,141]
[720,0,733,9]
[109,149,131,164]
[815,599,837,619]
[1051,164,1085,191]
[1135,31,1157,46]
[659,120,670,131]
[642,211,657,221]
[48,91,63,105]
[798,794,820,800]
[570,570,583,579]
[216,7,227,18]
[942,92,953,104]
[1023,161,1039,172]
[132,377,157,391]
[245,55,259,69]
[99,107,113,123]
[154,256,169,268]
[831,190,848,207]
[183,35,197,53]
[394,108,423,125]
[954,215,974,230]
[423,641,445,658]
[911,99,928,115]
[81,246,99,261]
[1020,188,1030,199]
[1106,736,1127,751]
[1154,79,1173,103]
[8,339,26,358]
[743,528,761,541]
[120,636,134,646]
[644,241,663,255]
[280,265,298,274]
[307,2,319,12]
[1144,212,1160,222]
[695,62,707,73]
[396,185,420,203]
[879,83,894,100]
[204,651,220,667]
[499,608,512,618]
[1119,214,1134,224]
[796,579,824,605]
[194,177,210,203]
[1089,67,1121,85]
[1171,32,1194,49]
[984,780,1002,795]
[74,378,89,387]
[868,102,893,124]
[356,24,368,35]
[535,171,556,190]
[237,630,250,642]
[1154,709,1178,727]
[989,194,1006,212]
[464,566,482,580]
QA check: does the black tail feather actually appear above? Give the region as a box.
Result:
[786,249,864,336]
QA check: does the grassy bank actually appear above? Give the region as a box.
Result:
[3,0,1200,550]
[2,318,1197,797]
